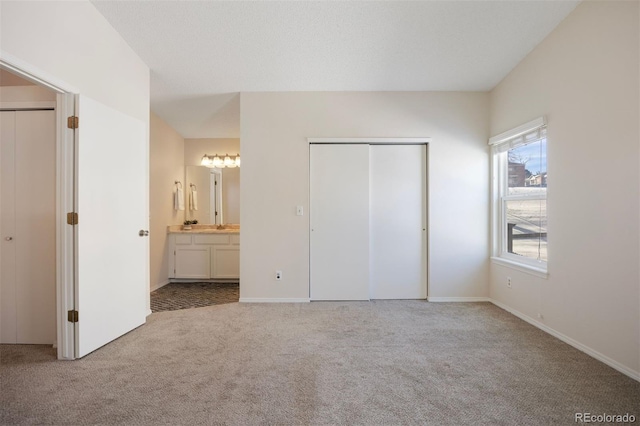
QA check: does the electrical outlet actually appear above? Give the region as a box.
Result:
[275,270,282,281]
[296,206,304,216]
[507,277,512,289]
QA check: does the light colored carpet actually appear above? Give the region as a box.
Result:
[1,301,638,425]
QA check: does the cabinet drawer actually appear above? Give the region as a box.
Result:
[230,234,240,245]
[194,234,229,245]
[175,235,192,245]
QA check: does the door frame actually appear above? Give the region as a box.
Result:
[209,168,223,225]
[307,137,431,300]
[1,54,78,360]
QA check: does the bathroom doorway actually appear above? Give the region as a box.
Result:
[149,137,241,313]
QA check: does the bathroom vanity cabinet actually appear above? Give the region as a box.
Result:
[168,231,239,280]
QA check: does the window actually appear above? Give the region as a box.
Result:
[490,118,547,272]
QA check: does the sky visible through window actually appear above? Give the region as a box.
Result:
[510,139,547,175]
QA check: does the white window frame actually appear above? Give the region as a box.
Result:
[490,117,548,277]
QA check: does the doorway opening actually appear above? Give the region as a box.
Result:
[0,63,75,360]
[2,55,151,360]
[154,139,241,312]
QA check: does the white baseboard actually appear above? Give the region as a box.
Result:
[428,297,490,302]
[239,298,310,303]
[150,280,170,292]
[489,298,640,382]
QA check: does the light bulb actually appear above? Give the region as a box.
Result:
[212,155,223,168]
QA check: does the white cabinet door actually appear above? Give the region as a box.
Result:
[175,247,210,279]
[76,95,148,358]
[211,246,240,279]
[310,144,370,301]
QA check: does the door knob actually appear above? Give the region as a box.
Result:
[138,230,149,237]
[5,237,13,241]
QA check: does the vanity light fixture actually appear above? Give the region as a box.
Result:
[201,153,240,168]
[212,154,224,168]
[200,155,212,167]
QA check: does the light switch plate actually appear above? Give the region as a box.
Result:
[296,206,303,216]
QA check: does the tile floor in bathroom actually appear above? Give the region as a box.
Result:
[150,282,239,312]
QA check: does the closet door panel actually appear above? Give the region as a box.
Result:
[15,110,56,343]
[1,112,17,343]
[370,145,427,299]
[310,144,370,301]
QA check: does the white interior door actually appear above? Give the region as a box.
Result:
[370,145,427,299]
[1,110,56,344]
[310,144,370,301]
[76,95,148,357]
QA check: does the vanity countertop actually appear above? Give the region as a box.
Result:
[167,224,240,234]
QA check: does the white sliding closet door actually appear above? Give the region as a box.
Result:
[1,110,56,344]
[310,144,370,301]
[370,145,427,299]
[0,112,17,343]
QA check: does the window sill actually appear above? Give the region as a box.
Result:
[490,256,548,279]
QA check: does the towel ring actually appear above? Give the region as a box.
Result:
[174,181,182,188]
[190,183,197,190]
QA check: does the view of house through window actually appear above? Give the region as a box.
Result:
[504,138,547,262]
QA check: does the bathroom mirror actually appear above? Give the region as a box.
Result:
[185,166,240,225]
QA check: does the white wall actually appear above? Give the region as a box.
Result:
[0,86,56,102]
[150,113,184,290]
[185,138,241,224]
[240,92,489,301]
[0,1,149,123]
[159,93,240,139]
[489,1,639,378]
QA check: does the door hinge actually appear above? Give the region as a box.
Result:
[67,116,79,129]
[67,212,78,225]
[67,310,79,323]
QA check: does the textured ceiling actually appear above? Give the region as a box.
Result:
[92,0,580,138]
